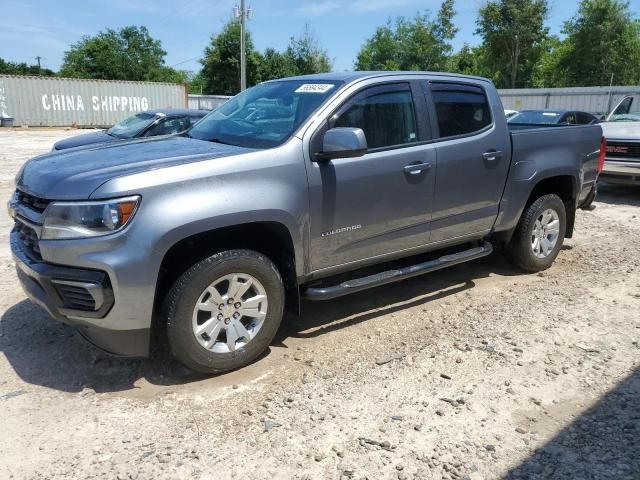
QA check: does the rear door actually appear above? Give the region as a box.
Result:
[425,81,511,244]
[306,81,437,272]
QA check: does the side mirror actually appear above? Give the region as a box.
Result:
[314,127,368,162]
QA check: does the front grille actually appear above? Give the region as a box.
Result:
[53,283,97,311]
[606,141,640,160]
[16,190,51,213]
[14,221,42,261]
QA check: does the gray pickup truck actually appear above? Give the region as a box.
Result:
[8,72,603,373]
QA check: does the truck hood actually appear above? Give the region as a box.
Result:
[17,136,252,200]
[600,122,640,141]
[52,130,117,150]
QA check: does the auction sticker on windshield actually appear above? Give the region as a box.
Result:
[295,84,335,94]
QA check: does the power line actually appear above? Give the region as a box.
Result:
[171,55,203,68]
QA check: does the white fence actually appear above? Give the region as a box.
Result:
[188,95,231,111]
[498,86,640,116]
[189,87,640,117]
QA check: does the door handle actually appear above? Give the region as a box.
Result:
[404,162,432,175]
[483,150,503,162]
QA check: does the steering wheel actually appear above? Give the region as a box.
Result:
[230,118,265,134]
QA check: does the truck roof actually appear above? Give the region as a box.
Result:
[267,71,492,84]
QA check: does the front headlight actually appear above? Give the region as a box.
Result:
[41,196,140,240]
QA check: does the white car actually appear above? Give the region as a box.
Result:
[600,96,640,185]
[504,109,519,119]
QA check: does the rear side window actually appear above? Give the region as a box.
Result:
[334,86,418,150]
[431,83,492,138]
[577,112,595,125]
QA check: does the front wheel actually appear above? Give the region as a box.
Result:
[507,194,567,272]
[164,250,285,374]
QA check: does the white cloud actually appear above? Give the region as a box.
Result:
[350,0,413,13]
[295,0,420,17]
[296,1,341,17]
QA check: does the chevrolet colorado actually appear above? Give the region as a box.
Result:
[8,72,604,373]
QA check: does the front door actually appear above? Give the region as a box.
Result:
[306,82,437,272]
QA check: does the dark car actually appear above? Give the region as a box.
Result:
[508,109,599,126]
[52,109,208,151]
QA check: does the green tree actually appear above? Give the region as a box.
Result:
[355,0,458,71]
[0,57,55,76]
[186,71,207,94]
[355,22,401,70]
[200,20,262,95]
[558,0,640,86]
[476,0,549,88]
[531,36,572,87]
[59,26,183,82]
[446,44,489,77]
[259,48,297,81]
[284,25,332,75]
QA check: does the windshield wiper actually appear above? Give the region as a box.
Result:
[209,138,235,146]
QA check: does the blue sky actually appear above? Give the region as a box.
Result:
[1,0,637,74]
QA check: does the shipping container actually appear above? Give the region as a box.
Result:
[0,75,187,127]
[498,86,640,117]
[188,94,231,111]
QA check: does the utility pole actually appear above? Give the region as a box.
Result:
[35,56,43,75]
[233,1,252,92]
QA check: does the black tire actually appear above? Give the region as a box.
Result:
[507,194,567,273]
[164,249,285,374]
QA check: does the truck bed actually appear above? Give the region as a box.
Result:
[493,123,603,234]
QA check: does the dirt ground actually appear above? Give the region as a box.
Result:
[0,129,639,480]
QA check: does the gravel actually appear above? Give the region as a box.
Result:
[0,129,639,479]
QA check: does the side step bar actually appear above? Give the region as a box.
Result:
[303,241,493,301]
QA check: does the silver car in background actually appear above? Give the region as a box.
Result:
[600,96,640,185]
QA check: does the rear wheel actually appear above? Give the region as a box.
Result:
[507,194,567,272]
[164,250,285,374]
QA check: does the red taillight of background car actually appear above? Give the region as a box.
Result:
[598,137,606,174]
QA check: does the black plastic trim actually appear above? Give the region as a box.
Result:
[76,325,150,357]
[303,241,493,300]
[11,229,114,320]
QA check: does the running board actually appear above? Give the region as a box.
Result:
[302,242,493,301]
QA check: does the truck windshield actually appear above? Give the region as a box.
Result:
[188,80,342,148]
[107,113,159,138]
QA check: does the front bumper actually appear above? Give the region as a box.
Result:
[601,159,640,184]
[11,230,149,356]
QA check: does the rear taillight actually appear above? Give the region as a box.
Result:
[597,136,606,175]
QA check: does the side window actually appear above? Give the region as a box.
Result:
[431,83,492,138]
[562,113,577,125]
[577,112,594,125]
[146,117,189,136]
[333,86,418,150]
